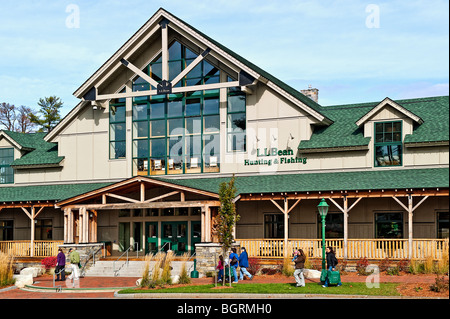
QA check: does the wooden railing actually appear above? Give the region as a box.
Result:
[0,241,64,257]
[237,238,449,260]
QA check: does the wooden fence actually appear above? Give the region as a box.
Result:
[0,241,64,257]
[237,238,449,260]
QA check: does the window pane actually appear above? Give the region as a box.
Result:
[150,120,166,137]
[203,98,219,115]
[438,212,449,239]
[110,141,126,159]
[228,94,246,113]
[186,135,202,156]
[185,99,201,117]
[133,104,148,121]
[110,123,126,141]
[169,61,182,81]
[375,145,402,166]
[203,61,219,77]
[168,41,182,60]
[376,213,403,239]
[168,118,184,136]
[228,113,246,132]
[167,99,183,118]
[150,139,166,157]
[110,105,126,123]
[186,117,202,135]
[229,133,246,152]
[133,139,148,158]
[150,63,162,82]
[185,48,197,59]
[204,134,220,157]
[168,136,184,158]
[150,101,165,119]
[133,121,148,138]
[204,115,220,133]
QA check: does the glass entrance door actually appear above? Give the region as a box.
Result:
[161,222,188,255]
[145,222,158,254]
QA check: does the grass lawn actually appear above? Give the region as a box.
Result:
[118,282,401,296]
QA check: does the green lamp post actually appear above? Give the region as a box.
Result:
[317,198,329,271]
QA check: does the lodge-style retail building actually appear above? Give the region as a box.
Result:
[0,8,448,262]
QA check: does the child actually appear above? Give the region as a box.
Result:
[217,255,224,282]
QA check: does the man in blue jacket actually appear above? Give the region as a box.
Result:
[238,247,253,280]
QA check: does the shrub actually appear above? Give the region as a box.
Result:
[356,257,372,276]
[336,258,348,275]
[397,259,410,273]
[436,251,449,275]
[41,256,57,270]
[429,275,449,293]
[409,259,425,274]
[378,257,391,273]
[386,266,400,276]
[0,253,15,287]
[260,268,278,275]
[423,256,435,274]
[247,258,261,276]
[281,258,294,277]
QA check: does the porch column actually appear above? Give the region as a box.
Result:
[201,206,205,242]
[205,205,211,242]
[30,206,35,257]
[79,207,88,243]
[67,208,74,243]
[392,194,429,259]
[284,198,289,258]
[329,196,362,260]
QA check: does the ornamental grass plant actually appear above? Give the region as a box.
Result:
[0,252,15,287]
[140,253,154,288]
[161,250,174,285]
[178,252,191,284]
[149,252,164,288]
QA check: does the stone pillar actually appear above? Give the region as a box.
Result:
[194,242,241,277]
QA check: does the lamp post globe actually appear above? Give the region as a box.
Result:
[317,198,329,271]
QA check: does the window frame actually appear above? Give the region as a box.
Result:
[0,148,14,184]
[264,213,285,239]
[131,40,221,176]
[109,99,127,160]
[227,89,247,153]
[374,120,403,167]
[374,212,404,239]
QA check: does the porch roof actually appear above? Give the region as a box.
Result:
[0,167,447,205]
[0,182,113,204]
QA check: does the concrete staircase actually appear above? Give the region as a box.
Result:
[84,260,194,277]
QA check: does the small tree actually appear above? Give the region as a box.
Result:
[217,175,240,256]
[29,96,63,132]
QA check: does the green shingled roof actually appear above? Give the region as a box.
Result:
[1,130,64,167]
[0,182,114,203]
[298,96,449,151]
[156,167,449,196]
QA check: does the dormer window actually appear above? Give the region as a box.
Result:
[0,148,14,184]
[374,121,402,167]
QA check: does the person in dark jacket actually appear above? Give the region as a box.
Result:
[229,248,239,283]
[293,249,306,287]
[323,246,342,287]
[55,248,66,281]
[238,247,253,280]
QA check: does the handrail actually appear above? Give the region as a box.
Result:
[157,242,171,253]
[113,242,139,276]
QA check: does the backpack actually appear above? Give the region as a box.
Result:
[230,256,238,266]
[333,256,339,266]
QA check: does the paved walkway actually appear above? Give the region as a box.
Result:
[0,273,445,299]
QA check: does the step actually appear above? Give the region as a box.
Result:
[84,261,194,277]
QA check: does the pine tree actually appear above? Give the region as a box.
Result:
[29,96,63,132]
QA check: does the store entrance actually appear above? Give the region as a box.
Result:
[161,222,188,255]
[145,222,158,254]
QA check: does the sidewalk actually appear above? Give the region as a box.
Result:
[0,273,446,299]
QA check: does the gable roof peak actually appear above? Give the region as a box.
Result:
[355,96,424,127]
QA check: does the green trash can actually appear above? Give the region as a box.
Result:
[190,259,199,278]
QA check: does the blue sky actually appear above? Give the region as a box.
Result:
[0,0,448,116]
